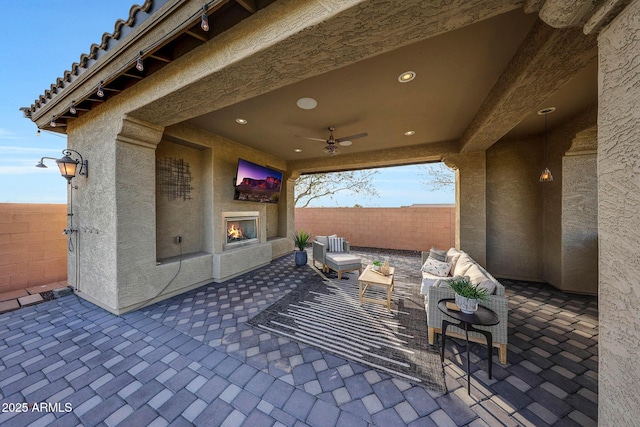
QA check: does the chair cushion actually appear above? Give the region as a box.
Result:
[328,236,345,252]
[421,258,452,277]
[326,253,361,266]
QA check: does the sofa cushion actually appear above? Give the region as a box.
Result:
[421,258,452,277]
[420,278,439,295]
[428,246,447,262]
[328,236,345,252]
[446,248,462,273]
[465,264,497,295]
[453,253,475,277]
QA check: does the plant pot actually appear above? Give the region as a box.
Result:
[455,293,478,314]
[294,250,308,267]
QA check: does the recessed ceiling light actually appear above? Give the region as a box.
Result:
[294,148,302,153]
[235,118,248,124]
[338,140,352,147]
[296,97,318,110]
[537,107,556,115]
[404,130,415,136]
[398,71,416,83]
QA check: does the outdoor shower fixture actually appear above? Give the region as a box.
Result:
[36,148,88,184]
[35,148,88,250]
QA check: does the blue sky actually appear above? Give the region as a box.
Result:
[0,1,454,207]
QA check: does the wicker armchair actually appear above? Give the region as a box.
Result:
[312,239,362,280]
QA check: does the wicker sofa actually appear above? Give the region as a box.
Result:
[421,248,508,364]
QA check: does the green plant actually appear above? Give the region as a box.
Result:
[293,230,312,251]
[448,277,489,301]
[373,260,382,267]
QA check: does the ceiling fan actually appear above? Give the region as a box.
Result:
[296,126,368,155]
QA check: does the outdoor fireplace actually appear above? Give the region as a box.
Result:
[223,211,259,249]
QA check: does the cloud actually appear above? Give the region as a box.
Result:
[0,158,58,175]
[0,145,61,154]
[0,129,24,140]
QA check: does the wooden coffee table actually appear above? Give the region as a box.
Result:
[358,264,395,311]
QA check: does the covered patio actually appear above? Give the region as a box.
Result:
[18,0,639,422]
[0,249,597,426]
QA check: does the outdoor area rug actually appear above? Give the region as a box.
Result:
[248,271,446,393]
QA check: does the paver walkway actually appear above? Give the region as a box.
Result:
[0,249,598,426]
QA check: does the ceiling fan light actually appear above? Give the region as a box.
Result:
[323,145,340,156]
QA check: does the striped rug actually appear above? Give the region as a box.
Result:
[248,271,446,393]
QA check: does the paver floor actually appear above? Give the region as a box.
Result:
[0,249,597,426]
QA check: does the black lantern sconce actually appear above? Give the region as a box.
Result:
[36,149,88,184]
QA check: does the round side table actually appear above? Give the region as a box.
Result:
[438,298,499,395]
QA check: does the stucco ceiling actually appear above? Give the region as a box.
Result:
[186,8,597,161]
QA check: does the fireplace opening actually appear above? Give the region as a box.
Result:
[225,218,258,247]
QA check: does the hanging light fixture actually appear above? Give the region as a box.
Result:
[96,81,104,98]
[201,4,210,31]
[538,107,555,182]
[136,51,144,72]
[323,144,340,156]
[50,115,57,128]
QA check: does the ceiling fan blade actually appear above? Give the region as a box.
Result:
[294,135,327,142]
[336,132,367,142]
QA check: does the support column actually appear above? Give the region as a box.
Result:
[561,127,597,294]
[444,152,487,266]
[597,0,640,422]
[114,116,164,309]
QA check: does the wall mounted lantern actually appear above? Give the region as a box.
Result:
[36,149,88,184]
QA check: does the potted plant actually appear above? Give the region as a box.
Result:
[293,230,312,267]
[372,260,382,271]
[448,277,489,314]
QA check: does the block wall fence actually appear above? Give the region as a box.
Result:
[294,206,456,252]
[0,204,454,294]
[0,204,68,293]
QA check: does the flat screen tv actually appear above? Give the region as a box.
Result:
[234,158,283,203]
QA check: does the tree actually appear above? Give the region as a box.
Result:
[418,162,455,192]
[295,170,379,207]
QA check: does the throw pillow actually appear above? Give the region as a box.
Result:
[328,236,345,252]
[421,257,452,277]
[428,246,447,262]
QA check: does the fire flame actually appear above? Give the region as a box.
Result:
[228,224,243,239]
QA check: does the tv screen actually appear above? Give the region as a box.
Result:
[234,158,283,203]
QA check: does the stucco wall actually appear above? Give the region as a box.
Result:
[486,109,597,287]
[486,136,543,281]
[597,1,640,423]
[156,139,206,259]
[295,206,455,252]
[0,204,67,292]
